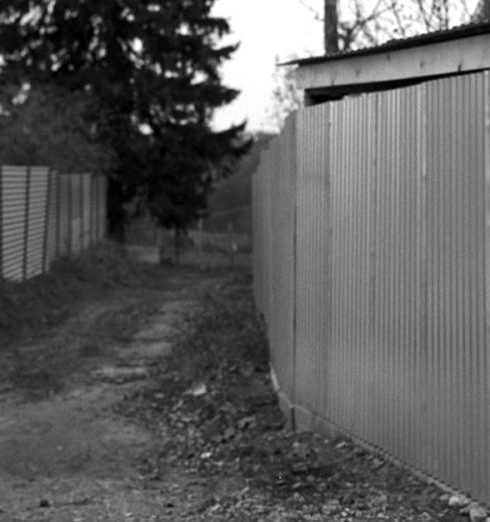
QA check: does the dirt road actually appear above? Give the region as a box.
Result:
[0,267,221,521]
[0,256,470,521]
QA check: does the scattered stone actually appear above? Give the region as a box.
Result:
[92,366,149,383]
[184,382,207,397]
[466,503,487,522]
[449,493,470,508]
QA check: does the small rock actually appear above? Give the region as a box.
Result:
[184,383,207,397]
[39,499,50,508]
[449,494,470,508]
[467,503,487,522]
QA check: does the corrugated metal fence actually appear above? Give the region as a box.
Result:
[0,167,107,282]
[253,71,490,503]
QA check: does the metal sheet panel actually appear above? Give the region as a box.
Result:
[25,167,49,279]
[70,175,82,254]
[1,167,28,281]
[81,174,92,249]
[424,73,489,498]
[252,71,490,504]
[268,115,297,400]
[58,174,71,256]
[294,104,330,414]
[45,171,59,269]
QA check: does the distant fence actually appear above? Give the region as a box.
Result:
[0,167,107,282]
[125,206,252,254]
[253,71,490,504]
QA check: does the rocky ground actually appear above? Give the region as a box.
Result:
[0,245,481,521]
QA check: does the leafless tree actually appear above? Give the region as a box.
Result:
[265,60,302,132]
[269,0,482,129]
[473,0,490,20]
[300,0,479,51]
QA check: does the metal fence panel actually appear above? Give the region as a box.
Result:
[58,174,71,257]
[81,174,92,249]
[295,104,330,415]
[328,94,375,437]
[70,174,82,254]
[423,73,489,498]
[1,167,28,281]
[98,176,107,240]
[253,71,490,504]
[45,170,59,270]
[1,169,107,282]
[25,167,49,279]
[268,115,297,401]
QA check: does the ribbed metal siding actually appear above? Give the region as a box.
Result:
[328,94,375,436]
[58,174,71,257]
[81,174,92,248]
[295,104,330,415]
[1,167,28,281]
[269,115,297,399]
[423,73,489,498]
[25,167,49,279]
[253,71,490,504]
[70,175,82,254]
[98,176,107,239]
[45,170,60,269]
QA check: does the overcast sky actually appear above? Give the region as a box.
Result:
[212,0,323,132]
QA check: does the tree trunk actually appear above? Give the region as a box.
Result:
[324,0,339,54]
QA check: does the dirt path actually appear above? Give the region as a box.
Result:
[0,269,219,522]
[0,261,473,522]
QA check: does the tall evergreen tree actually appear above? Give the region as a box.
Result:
[0,0,247,238]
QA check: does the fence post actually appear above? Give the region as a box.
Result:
[0,166,3,279]
[23,166,31,281]
[42,169,52,273]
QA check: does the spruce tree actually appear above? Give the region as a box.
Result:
[0,0,247,238]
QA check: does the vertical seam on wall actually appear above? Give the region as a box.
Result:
[23,166,31,281]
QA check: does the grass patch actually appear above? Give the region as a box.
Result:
[0,242,141,347]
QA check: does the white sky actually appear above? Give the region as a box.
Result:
[212,0,323,132]
[211,0,481,133]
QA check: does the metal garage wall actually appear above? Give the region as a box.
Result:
[253,71,490,503]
